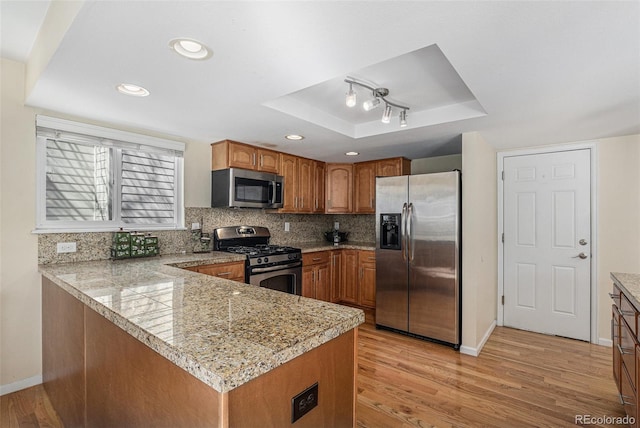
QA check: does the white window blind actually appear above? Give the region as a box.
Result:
[36,115,185,232]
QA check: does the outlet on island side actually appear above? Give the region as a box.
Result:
[291,382,318,423]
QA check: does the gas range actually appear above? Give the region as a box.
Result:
[213,226,302,295]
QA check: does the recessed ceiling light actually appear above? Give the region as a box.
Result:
[345,152,359,156]
[116,83,149,97]
[285,134,305,141]
[169,38,212,60]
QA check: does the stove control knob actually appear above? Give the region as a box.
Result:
[257,258,262,264]
[264,257,269,263]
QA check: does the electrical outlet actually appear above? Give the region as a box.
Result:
[191,222,200,230]
[334,222,339,230]
[284,222,290,232]
[291,383,318,423]
[57,242,77,253]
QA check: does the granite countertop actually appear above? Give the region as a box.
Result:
[297,241,376,253]
[39,252,365,393]
[611,272,640,312]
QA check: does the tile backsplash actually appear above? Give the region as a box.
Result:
[38,207,375,264]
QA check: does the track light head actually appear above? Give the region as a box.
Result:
[345,83,357,108]
[363,96,381,111]
[399,110,407,127]
[381,104,392,123]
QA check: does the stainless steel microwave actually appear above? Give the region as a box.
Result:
[211,168,283,209]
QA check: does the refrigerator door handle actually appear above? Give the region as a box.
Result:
[407,202,414,262]
[401,202,408,261]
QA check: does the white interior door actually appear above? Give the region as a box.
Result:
[503,149,591,341]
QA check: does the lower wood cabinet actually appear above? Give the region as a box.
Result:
[302,252,331,301]
[306,249,376,309]
[184,261,245,283]
[330,250,342,303]
[358,251,376,308]
[611,282,639,427]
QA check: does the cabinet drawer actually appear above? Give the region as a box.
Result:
[196,262,245,281]
[621,292,638,337]
[303,251,330,266]
[621,318,637,392]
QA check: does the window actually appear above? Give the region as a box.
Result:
[36,115,184,232]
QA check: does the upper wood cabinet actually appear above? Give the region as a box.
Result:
[354,161,377,214]
[313,161,326,213]
[376,157,411,177]
[279,154,317,213]
[353,157,411,214]
[326,164,353,214]
[211,140,279,173]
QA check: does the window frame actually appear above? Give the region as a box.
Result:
[35,115,185,233]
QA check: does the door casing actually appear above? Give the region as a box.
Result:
[497,143,598,344]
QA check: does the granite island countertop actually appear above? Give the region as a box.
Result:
[39,252,365,393]
[611,272,640,312]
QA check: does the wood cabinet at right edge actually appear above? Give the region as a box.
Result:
[611,280,640,427]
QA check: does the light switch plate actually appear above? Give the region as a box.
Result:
[57,242,77,253]
[334,222,339,230]
[284,222,290,232]
[191,222,200,230]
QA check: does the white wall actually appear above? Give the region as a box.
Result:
[0,59,41,393]
[596,135,640,342]
[460,132,498,355]
[411,154,462,175]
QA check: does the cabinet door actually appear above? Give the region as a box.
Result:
[331,251,342,303]
[257,148,279,173]
[302,265,316,298]
[228,142,257,170]
[359,260,376,308]
[297,157,314,213]
[196,262,245,282]
[279,154,298,212]
[376,157,411,177]
[326,164,353,213]
[315,262,331,302]
[354,161,376,214]
[341,250,359,304]
[313,161,326,213]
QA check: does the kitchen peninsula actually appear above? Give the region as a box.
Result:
[39,252,364,427]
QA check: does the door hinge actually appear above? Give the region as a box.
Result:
[501,233,504,243]
[501,171,504,180]
[501,295,505,305]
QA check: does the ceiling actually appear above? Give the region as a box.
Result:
[2,1,639,163]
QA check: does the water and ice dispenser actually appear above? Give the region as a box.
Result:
[380,213,401,250]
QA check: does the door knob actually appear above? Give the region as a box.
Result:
[579,239,588,246]
[573,252,588,259]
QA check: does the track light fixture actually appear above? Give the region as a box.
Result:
[344,77,409,127]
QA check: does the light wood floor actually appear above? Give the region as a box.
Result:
[357,310,626,427]
[1,312,626,428]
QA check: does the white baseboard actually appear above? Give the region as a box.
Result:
[598,337,613,347]
[460,320,497,357]
[0,375,43,396]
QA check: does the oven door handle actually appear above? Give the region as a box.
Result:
[250,262,302,273]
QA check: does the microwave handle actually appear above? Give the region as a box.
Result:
[269,180,277,206]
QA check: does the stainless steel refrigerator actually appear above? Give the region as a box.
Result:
[375,171,461,348]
